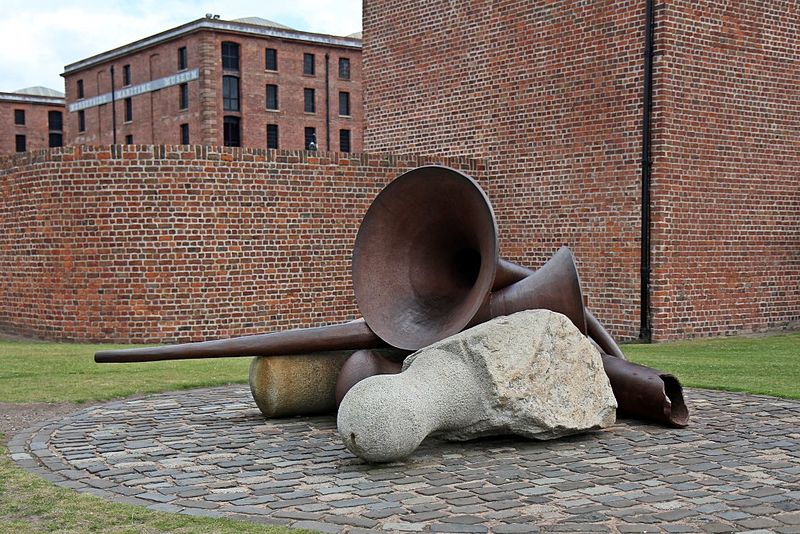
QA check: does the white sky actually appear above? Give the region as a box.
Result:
[0,0,362,93]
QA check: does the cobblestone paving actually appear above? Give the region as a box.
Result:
[9,386,800,533]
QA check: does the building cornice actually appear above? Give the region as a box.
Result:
[62,18,362,76]
[0,92,65,106]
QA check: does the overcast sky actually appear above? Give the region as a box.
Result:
[0,0,362,93]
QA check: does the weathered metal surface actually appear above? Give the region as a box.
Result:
[94,319,384,363]
[471,247,587,334]
[334,349,406,406]
[601,353,689,427]
[352,165,499,351]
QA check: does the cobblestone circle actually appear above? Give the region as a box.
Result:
[9,386,800,533]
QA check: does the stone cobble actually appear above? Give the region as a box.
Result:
[9,386,800,533]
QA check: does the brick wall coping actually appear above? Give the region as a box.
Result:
[0,145,485,175]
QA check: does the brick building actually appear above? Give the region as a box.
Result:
[363,0,799,341]
[62,16,362,152]
[0,87,65,156]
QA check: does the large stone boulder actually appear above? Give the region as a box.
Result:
[338,310,617,462]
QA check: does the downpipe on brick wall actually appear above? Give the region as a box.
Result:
[639,0,655,342]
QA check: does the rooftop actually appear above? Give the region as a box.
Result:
[63,16,362,76]
[0,86,65,105]
[14,86,65,98]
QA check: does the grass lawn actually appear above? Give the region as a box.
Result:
[0,340,251,403]
[0,340,304,533]
[1,332,798,532]
[623,331,800,399]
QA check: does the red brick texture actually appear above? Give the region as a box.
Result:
[365,0,648,340]
[363,0,799,340]
[0,145,482,342]
[649,1,800,338]
[0,100,64,155]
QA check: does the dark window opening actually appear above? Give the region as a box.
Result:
[179,83,189,110]
[180,123,189,144]
[267,124,279,149]
[125,134,133,144]
[49,133,63,148]
[223,115,241,147]
[178,46,188,70]
[48,110,63,131]
[14,109,25,125]
[339,129,351,153]
[223,76,240,111]
[122,64,131,86]
[77,79,84,99]
[222,41,240,70]
[338,57,350,79]
[266,84,278,110]
[15,135,26,152]
[265,48,277,70]
[339,91,350,116]
[303,53,315,75]
[78,110,85,132]
[124,97,133,122]
[304,127,317,150]
[304,88,315,113]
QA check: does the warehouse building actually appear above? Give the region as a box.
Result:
[62,16,362,152]
[0,87,65,156]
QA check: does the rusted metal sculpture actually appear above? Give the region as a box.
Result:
[95,165,688,427]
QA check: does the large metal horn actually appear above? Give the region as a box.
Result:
[352,165,499,350]
[96,166,601,362]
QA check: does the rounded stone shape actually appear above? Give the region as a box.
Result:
[249,351,351,418]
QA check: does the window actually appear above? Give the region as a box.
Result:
[339,91,350,116]
[223,116,241,147]
[303,53,315,75]
[339,129,351,153]
[77,79,84,99]
[48,110,63,147]
[179,83,189,110]
[304,127,317,150]
[125,134,133,144]
[14,109,25,125]
[48,111,63,131]
[267,124,278,149]
[178,46,188,70]
[78,110,85,132]
[304,88,315,113]
[180,123,189,144]
[266,84,278,110]
[222,76,240,111]
[15,135,26,152]
[124,97,133,122]
[122,64,131,86]
[221,41,240,70]
[338,57,350,79]
[265,48,277,71]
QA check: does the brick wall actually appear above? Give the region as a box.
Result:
[364,0,647,340]
[649,1,800,338]
[0,145,482,342]
[363,0,799,340]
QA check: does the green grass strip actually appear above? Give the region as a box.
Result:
[623,332,800,399]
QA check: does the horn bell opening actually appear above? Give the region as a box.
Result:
[353,166,499,351]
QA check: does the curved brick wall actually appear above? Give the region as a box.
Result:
[0,145,483,342]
